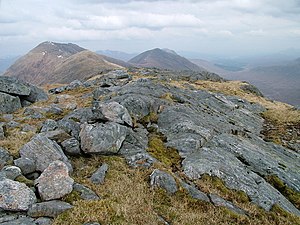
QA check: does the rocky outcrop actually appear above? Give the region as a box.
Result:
[0,76,48,113]
[35,160,74,201]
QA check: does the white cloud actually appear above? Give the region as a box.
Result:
[0,0,300,57]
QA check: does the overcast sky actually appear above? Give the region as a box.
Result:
[0,0,300,58]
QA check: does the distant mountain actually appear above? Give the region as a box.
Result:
[128,48,205,71]
[0,56,20,75]
[222,58,300,108]
[4,42,127,85]
[96,50,137,62]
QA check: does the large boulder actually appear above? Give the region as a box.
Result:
[80,122,127,155]
[0,92,22,114]
[36,160,74,201]
[19,135,72,173]
[0,76,31,96]
[0,179,36,211]
[92,101,133,126]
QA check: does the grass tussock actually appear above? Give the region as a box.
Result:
[0,128,35,158]
[266,175,300,209]
[53,156,300,225]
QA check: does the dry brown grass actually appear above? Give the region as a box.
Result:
[53,156,300,225]
[0,128,35,158]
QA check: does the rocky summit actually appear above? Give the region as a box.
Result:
[0,68,299,224]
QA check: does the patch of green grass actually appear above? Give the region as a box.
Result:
[266,175,300,209]
[147,133,181,171]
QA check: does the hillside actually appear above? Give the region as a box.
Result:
[96,50,137,62]
[3,42,127,85]
[0,68,299,225]
[129,48,205,71]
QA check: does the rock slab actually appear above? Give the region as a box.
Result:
[36,160,74,201]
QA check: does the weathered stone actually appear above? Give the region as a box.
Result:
[0,166,22,180]
[0,148,12,170]
[40,119,58,132]
[181,181,210,202]
[61,138,81,156]
[28,200,73,218]
[80,122,127,155]
[0,76,31,96]
[0,123,5,140]
[14,157,36,175]
[90,163,109,185]
[21,124,36,132]
[0,217,35,225]
[119,128,156,168]
[6,121,20,128]
[22,84,48,103]
[40,129,71,144]
[92,101,133,126]
[19,135,72,173]
[36,160,74,201]
[150,169,177,194]
[0,179,36,211]
[73,183,100,200]
[65,108,94,123]
[209,194,246,215]
[0,93,22,114]
[34,217,53,225]
[57,118,81,139]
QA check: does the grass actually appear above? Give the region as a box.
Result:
[53,156,300,225]
[266,175,300,209]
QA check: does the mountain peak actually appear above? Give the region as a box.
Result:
[128,48,203,71]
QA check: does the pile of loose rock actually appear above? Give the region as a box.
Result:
[0,70,300,224]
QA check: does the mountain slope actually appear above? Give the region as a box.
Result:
[128,48,205,71]
[96,50,137,62]
[4,42,127,85]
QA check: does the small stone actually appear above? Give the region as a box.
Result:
[36,160,74,201]
[209,194,246,215]
[90,163,109,185]
[40,119,58,132]
[0,147,13,170]
[150,169,178,194]
[73,183,100,200]
[34,217,53,225]
[0,179,37,211]
[0,166,22,180]
[181,181,210,202]
[28,200,73,218]
[61,138,81,156]
[40,130,71,144]
[0,123,6,140]
[14,157,36,175]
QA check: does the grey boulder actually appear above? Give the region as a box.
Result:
[0,76,31,96]
[36,160,74,201]
[27,200,73,218]
[61,137,81,156]
[92,101,133,126]
[80,122,127,155]
[19,135,72,173]
[209,194,246,215]
[0,148,12,170]
[0,93,22,114]
[73,183,100,200]
[150,169,178,194]
[0,179,36,211]
[14,157,36,175]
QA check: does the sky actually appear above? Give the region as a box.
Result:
[0,0,300,58]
